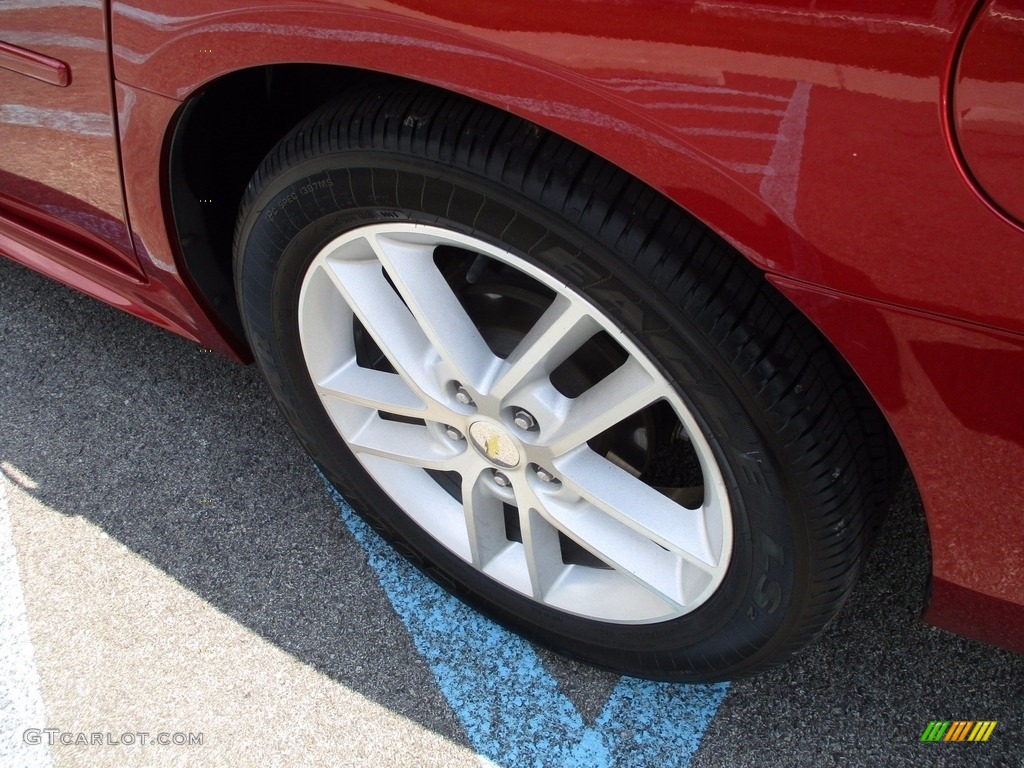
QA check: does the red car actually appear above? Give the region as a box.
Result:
[2,0,1022,681]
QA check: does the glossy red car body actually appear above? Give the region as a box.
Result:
[2,0,1022,655]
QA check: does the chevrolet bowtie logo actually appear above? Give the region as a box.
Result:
[469,422,521,468]
[485,434,502,460]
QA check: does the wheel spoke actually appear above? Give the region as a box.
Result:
[514,485,568,600]
[552,447,718,571]
[368,232,501,391]
[533,491,689,610]
[346,416,464,470]
[545,357,662,457]
[316,361,434,421]
[489,294,599,400]
[320,243,444,405]
[462,469,510,569]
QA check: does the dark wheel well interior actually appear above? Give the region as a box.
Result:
[167,64,397,350]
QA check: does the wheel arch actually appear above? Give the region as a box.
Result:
[163,61,910,545]
[162,58,797,359]
[132,2,811,349]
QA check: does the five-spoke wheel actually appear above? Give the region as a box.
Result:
[298,224,731,622]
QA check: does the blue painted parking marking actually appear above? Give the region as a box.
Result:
[323,479,728,768]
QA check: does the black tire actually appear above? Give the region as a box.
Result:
[234,85,891,681]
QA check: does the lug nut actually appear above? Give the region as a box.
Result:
[445,426,464,441]
[493,470,512,488]
[513,409,537,431]
[454,384,475,406]
[533,465,557,483]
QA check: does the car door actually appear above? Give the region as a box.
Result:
[0,0,140,277]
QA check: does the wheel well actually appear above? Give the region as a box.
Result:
[167,64,398,348]
[168,64,907,514]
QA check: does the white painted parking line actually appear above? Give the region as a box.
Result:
[0,467,52,768]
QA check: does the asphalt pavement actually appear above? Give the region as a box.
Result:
[1,256,1021,767]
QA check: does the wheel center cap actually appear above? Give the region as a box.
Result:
[468,422,521,468]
